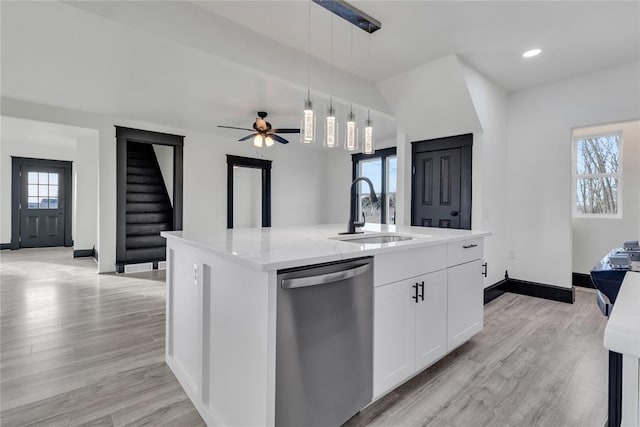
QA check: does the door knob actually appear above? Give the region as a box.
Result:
[450,210,459,217]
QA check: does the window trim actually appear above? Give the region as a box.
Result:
[571,130,623,219]
[352,147,397,224]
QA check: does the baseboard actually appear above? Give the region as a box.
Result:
[73,248,95,258]
[484,275,575,305]
[572,272,595,288]
[506,278,575,304]
[0,243,10,250]
[484,280,508,304]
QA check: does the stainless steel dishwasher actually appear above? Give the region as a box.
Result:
[276,257,373,427]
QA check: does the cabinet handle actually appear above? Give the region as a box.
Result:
[411,283,419,303]
[419,281,425,301]
[482,262,488,277]
[463,244,478,249]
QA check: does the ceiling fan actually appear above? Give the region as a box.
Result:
[218,111,300,146]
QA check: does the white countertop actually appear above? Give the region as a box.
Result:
[604,271,640,358]
[161,224,490,271]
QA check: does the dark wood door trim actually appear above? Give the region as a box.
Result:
[226,155,272,229]
[115,126,184,268]
[11,157,73,249]
[411,134,473,230]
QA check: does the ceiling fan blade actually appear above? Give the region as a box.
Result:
[271,128,300,134]
[218,125,254,131]
[238,134,257,142]
[271,134,290,144]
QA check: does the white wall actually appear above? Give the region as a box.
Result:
[73,135,99,251]
[232,167,262,228]
[460,61,509,288]
[506,61,640,288]
[153,144,174,206]
[572,120,640,273]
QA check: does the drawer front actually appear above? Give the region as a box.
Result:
[375,245,446,286]
[447,238,483,267]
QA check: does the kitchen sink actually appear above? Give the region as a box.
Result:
[331,233,423,244]
[343,235,416,244]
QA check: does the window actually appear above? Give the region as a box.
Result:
[572,132,622,217]
[27,172,59,209]
[352,147,397,224]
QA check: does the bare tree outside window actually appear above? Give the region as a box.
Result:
[574,133,621,215]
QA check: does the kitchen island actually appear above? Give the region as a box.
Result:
[162,224,490,426]
[604,271,640,427]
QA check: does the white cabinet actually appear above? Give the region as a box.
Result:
[373,238,485,399]
[415,270,447,371]
[447,259,483,351]
[373,278,416,397]
[373,270,447,398]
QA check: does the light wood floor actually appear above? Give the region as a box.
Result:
[1,248,607,426]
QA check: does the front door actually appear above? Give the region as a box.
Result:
[18,164,67,247]
[11,157,73,249]
[412,134,472,229]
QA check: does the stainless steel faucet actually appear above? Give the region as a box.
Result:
[340,176,379,235]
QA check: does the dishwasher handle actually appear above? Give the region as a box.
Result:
[281,263,370,289]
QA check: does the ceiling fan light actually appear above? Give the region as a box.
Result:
[301,98,315,144]
[265,136,275,147]
[253,135,263,148]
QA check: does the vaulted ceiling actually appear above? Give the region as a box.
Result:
[2,1,639,144]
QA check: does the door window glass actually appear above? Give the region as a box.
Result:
[27,172,59,209]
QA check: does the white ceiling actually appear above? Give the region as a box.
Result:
[197,0,640,91]
[1,116,96,149]
[1,1,638,149]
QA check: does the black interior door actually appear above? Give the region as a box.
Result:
[413,149,462,228]
[20,166,66,248]
[412,134,472,230]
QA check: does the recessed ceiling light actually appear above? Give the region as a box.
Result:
[522,48,542,58]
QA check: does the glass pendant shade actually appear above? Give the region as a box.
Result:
[345,110,358,151]
[264,136,275,147]
[253,135,263,148]
[363,114,374,154]
[324,105,339,148]
[301,98,315,144]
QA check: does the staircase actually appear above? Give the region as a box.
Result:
[123,142,173,268]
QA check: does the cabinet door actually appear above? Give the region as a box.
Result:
[447,259,483,351]
[373,279,416,398]
[414,270,447,371]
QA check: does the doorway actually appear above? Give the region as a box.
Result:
[11,157,73,248]
[226,155,272,228]
[115,126,184,273]
[411,134,472,229]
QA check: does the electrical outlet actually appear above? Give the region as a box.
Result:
[193,264,198,286]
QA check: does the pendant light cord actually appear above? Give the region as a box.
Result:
[307,0,311,97]
[330,13,334,110]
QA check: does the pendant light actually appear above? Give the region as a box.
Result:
[345,107,358,151]
[344,26,358,151]
[363,28,374,154]
[301,0,315,144]
[363,111,374,154]
[324,14,339,148]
